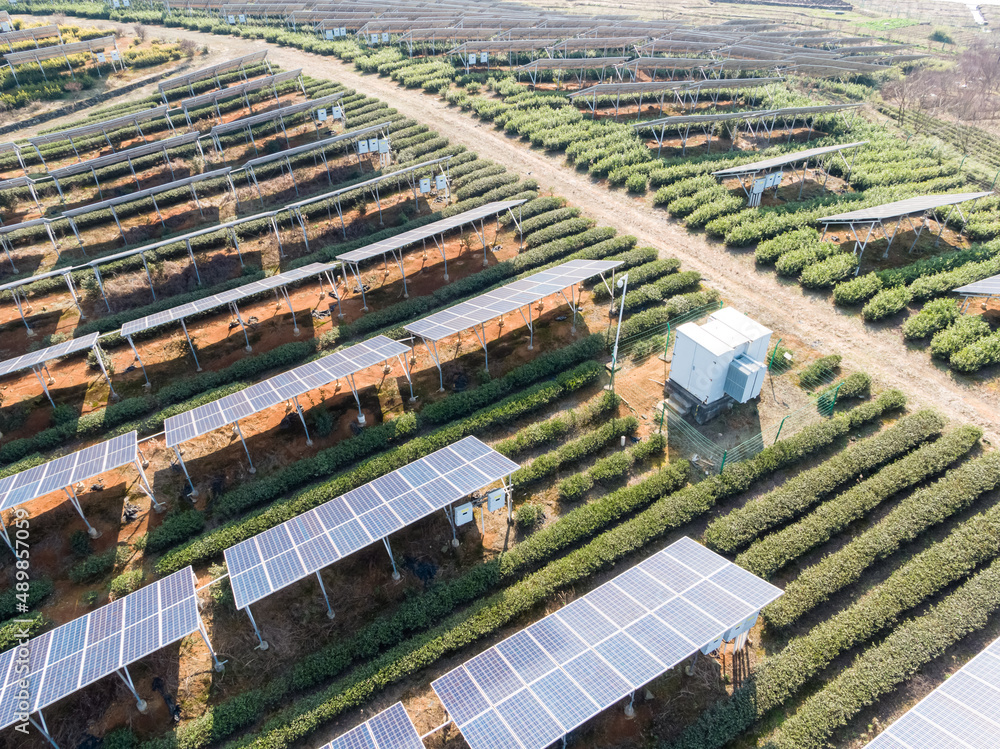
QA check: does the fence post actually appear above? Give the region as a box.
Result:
[719,450,727,474]
[773,415,788,444]
[665,322,671,358]
[659,402,666,434]
[831,382,842,411]
[768,338,783,369]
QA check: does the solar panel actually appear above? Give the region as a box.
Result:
[159,50,269,92]
[240,121,389,170]
[224,436,518,609]
[954,273,1000,298]
[0,24,60,44]
[179,69,302,111]
[28,107,171,147]
[164,335,408,447]
[47,133,202,179]
[0,175,37,191]
[433,537,782,749]
[405,259,622,342]
[0,567,200,730]
[4,37,116,65]
[320,702,423,749]
[0,332,98,379]
[209,93,344,137]
[865,634,1000,748]
[818,192,994,224]
[0,430,138,512]
[712,141,868,178]
[337,199,526,264]
[0,266,74,293]
[516,57,628,71]
[62,169,233,218]
[120,262,334,337]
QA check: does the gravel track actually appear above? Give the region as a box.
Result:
[23,16,1000,442]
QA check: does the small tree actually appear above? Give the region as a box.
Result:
[929,28,954,50]
[133,23,148,42]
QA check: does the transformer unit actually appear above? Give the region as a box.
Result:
[667,309,772,423]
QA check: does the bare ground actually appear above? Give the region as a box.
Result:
[19,16,999,444]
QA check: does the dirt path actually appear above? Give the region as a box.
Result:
[24,17,1000,442]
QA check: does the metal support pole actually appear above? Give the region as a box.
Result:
[383,537,401,580]
[64,486,100,538]
[117,666,148,713]
[173,446,198,497]
[244,606,268,650]
[233,421,256,473]
[293,395,312,445]
[126,336,151,389]
[315,571,335,618]
[197,621,226,672]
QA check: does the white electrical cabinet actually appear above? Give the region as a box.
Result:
[709,308,772,361]
[670,309,771,407]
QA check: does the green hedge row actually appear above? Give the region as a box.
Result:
[494,391,618,458]
[930,315,992,360]
[226,393,904,749]
[950,329,1000,373]
[591,259,680,301]
[703,410,945,554]
[617,290,722,340]
[0,577,53,621]
[668,458,1000,749]
[765,451,1000,628]
[861,285,913,322]
[512,416,639,486]
[901,297,960,340]
[616,271,702,314]
[770,556,1000,749]
[558,433,666,501]
[798,354,841,389]
[156,359,603,574]
[736,425,981,578]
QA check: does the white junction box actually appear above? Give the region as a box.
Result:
[669,309,772,409]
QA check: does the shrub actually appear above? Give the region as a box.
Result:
[736,425,981,578]
[110,569,144,599]
[799,253,859,289]
[0,578,53,620]
[145,510,205,553]
[929,315,991,360]
[902,297,960,340]
[558,434,666,501]
[798,354,841,389]
[625,172,648,193]
[516,502,544,531]
[950,330,1000,373]
[68,549,115,584]
[767,446,1000,628]
[830,371,871,400]
[70,530,92,558]
[703,410,945,553]
[833,272,883,307]
[755,228,823,265]
[861,285,913,321]
[513,417,639,486]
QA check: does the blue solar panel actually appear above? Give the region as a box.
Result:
[225,436,518,610]
[433,538,783,749]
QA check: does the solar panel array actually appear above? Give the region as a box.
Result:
[179,69,302,110]
[224,436,518,609]
[159,50,269,92]
[209,92,344,136]
[433,537,783,749]
[47,133,202,179]
[0,431,139,513]
[0,25,60,44]
[818,192,994,224]
[0,332,99,378]
[865,634,1000,748]
[27,106,170,146]
[406,259,622,342]
[164,335,409,447]
[62,168,233,218]
[321,703,423,749]
[240,121,389,169]
[0,266,73,293]
[712,140,868,178]
[337,199,526,264]
[954,274,1000,299]
[4,36,116,65]
[121,262,333,336]
[0,567,201,731]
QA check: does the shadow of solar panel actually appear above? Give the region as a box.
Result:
[495,689,563,749]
